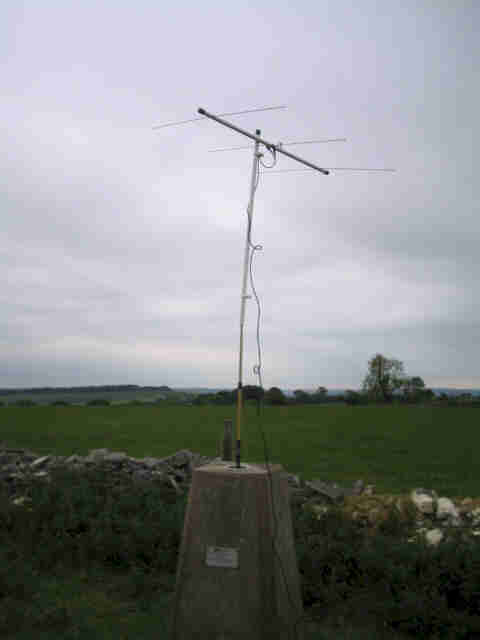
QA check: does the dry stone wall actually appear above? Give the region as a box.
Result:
[1,446,479,547]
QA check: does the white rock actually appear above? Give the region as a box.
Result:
[471,507,480,526]
[311,505,329,520]
[12,496,32,506]
[436,497,459,520]
[425,529,443,546]
[411,489,435,514]
[103,452,127,463]
[86,449,110,461]
[31,456,50,469]
[65,454,83,464]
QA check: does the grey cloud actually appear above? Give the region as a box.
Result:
[1,0,478,389]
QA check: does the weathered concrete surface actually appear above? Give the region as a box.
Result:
[170,461,305,640]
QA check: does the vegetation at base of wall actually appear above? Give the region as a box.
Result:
[292,502,480,639]
[0,463,478,639]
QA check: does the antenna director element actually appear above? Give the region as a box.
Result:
[198,107,329,175]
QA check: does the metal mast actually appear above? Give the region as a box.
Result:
[197,107,330,468]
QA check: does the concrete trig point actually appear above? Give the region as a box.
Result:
[169,460,305,639]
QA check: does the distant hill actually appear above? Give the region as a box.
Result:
[0,385,173,396]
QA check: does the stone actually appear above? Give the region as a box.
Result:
[85,449,111,462]
[425,529,444,546]
[103,452,128,464]
[470,508,480,527]
[411,489,436,514]
[305,479,345,503]
[30,455,51,469]
[352,479,365,495]
[0,445,479,547]
[436,497,459,521]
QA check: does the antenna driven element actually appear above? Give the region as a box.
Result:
[198,107,329,175]
[208,138,347,153]
[152,105,286,130]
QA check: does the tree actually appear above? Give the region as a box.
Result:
[242,385,264,403]
[265,387,287,405]
[87,398,110,406]
[401,376,426,402]
[362,353,405,402]
[312,386,328,403]
[293,389,310,404]
[345,390,367,405]
[214,390,235,405]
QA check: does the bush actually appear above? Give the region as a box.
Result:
[292,500,480,638]
[0,465,188,577]
[86,398,110,406]
[12,399,37,407]
[0,465,479,638]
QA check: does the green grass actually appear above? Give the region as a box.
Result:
[1,404,478,497]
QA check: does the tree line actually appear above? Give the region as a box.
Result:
[192,385,343,406]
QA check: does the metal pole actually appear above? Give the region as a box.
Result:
[222,419,233,461]
[235,130,262,468]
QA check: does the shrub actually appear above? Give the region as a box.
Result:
[13,399,37,407]
[86,398,110,406]
[0,465,479,638]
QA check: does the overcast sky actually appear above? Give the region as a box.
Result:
[1,1,478,390]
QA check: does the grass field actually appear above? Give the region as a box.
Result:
[1,404,477,498]
[1,404,479,639]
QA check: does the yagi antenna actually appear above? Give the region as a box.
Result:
[194,105,331,474]
[152,105,286,130]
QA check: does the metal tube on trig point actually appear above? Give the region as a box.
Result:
[236,129,261,469]
[198,107,329,175]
